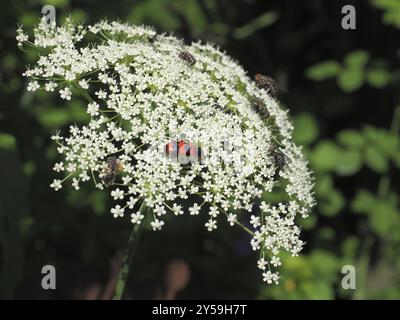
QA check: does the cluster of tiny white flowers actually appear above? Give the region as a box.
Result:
[19,18,315,284]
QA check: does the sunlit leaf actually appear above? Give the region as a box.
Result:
[310,140,341,172]
[366,67,392,88]
[335,149,362,176]
[351,189,376,214]
[341,236,359,260]
[369,201,400,237]
[363,125,399,159]
[0,133,17,150]
[336,129,365,148]
[233,11,278,39]
[40,0,70,7]
[301,214,317,230]
[365,145,388,173]
[172,0,208,32]
[317,227,335,240]
[293,113,319,145]
[306,61,341,81]
[128,0,180,30]
[337,68,364,92]
[344,50,370,68]
[320,189,345,217]
[314,174,334,196]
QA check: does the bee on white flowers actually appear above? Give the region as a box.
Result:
[268,145,287,176]
[100,156,124,187]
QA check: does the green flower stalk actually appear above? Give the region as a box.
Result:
[113,202,147,299]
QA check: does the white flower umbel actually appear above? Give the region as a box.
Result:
[19,18,315,284]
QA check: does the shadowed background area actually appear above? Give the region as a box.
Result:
[0,0,400,299]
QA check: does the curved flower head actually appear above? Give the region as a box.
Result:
[19,18,315,284]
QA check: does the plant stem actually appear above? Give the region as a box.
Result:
[376,105,400,199]
[112,202,147,300]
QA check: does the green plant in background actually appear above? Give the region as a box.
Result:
[372,0,400,28]
[260,1,400,297]
[0,134,29,299]
[306,50,395,92]
[287,2,400,297]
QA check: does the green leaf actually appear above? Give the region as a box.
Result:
[0,133,17,150]
[301,214,317,230]
[22,161,36,177]
[309,251,339,279]
[344,50,370,68]
[369,201,400,237]
[41,0,70,7]
[314,174,333,195]
[365,145,389,173]
[293,113,319,145]
[372,0,400,10]
[233,11,279,39]
[301,281,334,300]
[20,12,41,27]
[336,129,365,148]
[351,189,376,214]
[172,0,208,32]
[306,61,341,81]
[37,102,88,128]
[366,68,392,88]
[372,0,400,28]
[129,0,180,30]
[383,10,400,28]
[363,125,381,143]
[335,149,362,176]
[320,189,345,217]
[317,227,335,240]
[393,151,400,169]
[69,9,87,24]
[342,236,359,260]
[90,190,107,215]
[310,140,341,172]
[37,109,70,127]
[363,126,399,159]
[380,134,400,159]
[337,68,364,92]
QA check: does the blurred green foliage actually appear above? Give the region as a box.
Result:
[372,0,400,27]
[1,0,400,299]
[306,50,395,92]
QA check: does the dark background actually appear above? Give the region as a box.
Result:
[0,0,399,299]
